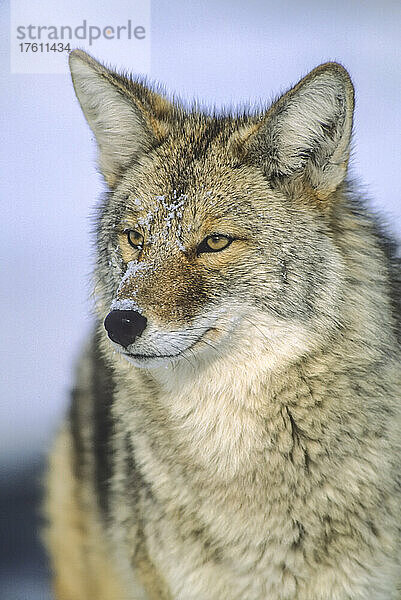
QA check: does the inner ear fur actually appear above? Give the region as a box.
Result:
[229,62,355,202]
[69,49,176,188]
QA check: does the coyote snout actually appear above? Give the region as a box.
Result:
[104,309,148,348]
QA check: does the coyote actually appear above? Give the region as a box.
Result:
[45,50,401,599]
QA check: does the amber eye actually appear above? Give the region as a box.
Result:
[125,230,144,249]
[197,234,232,255]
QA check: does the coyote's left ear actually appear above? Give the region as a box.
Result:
[69,50,175,187]
[231,63,354,201]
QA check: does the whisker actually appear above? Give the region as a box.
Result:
[241,315,271,348]
[164,326,211,335]
[195,336,221,354]
[168,340,195,369]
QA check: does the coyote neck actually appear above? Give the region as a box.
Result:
[116,327,395,492]
[116,347,327,487]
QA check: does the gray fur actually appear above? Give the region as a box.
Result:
[47,51,401,599]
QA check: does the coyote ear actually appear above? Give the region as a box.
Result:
[69,50,173,187]
[231,63,354,201]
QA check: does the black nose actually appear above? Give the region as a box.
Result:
[104,310,148,349]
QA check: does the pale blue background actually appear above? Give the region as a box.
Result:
[0,0,400,596]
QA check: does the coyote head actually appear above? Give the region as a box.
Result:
[69,50,354,371]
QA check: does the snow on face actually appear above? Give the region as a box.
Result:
[110,191,193,312]
[110,260,152,313]
[131,190,188,252]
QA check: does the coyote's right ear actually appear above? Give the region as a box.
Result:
[69,50,174,188]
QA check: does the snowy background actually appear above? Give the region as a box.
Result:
[1,0,400,598]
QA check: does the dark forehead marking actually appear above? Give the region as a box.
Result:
[189,117,230,160]
[163,116,233,197]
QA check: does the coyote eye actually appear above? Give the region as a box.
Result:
[197,234,232,255]
[125,229,144,249]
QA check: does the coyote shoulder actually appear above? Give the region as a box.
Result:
[45,50,401,600]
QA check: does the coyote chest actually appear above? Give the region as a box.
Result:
[112,375,307,600]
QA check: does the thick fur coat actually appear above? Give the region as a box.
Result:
[45,50,401,599]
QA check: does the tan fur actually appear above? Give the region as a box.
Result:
[45,428,130,600]
[45,51,401,599]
